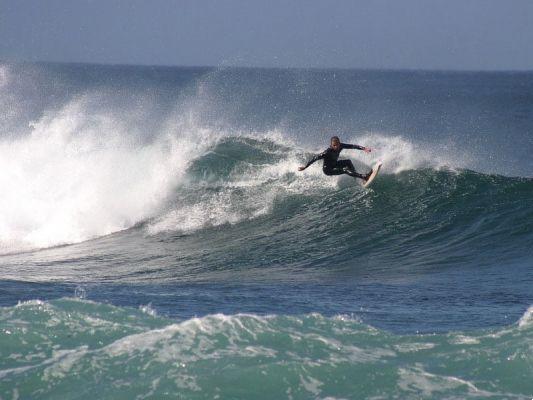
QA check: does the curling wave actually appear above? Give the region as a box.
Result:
[1,119,532,269]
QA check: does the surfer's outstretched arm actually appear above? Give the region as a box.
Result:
[341,143,372,153]
[298,152,325,171]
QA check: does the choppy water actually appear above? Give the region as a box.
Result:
[1,299,532,399]
[0,62,532,398]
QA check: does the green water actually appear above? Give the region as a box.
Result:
[1,299,531,399]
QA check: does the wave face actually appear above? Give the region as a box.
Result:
[0,62,532,255]
[148,135,533,265]
[1,130,531,282]
[1,299,532,399]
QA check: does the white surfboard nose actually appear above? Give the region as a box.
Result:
[362,162,383,188]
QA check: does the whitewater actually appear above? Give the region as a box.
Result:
[0,62,532,399]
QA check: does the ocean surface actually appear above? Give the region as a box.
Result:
[0,62,532,399]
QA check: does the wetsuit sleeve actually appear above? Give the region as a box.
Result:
[303,151,326,169]
[341,143,365,151]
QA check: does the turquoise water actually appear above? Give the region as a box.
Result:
[0,62,532,398]
[1,299,532,399]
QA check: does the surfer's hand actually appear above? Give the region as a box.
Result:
[298,166,306,171]
[364,147,372,153]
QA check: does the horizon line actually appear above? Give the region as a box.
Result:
[2,58,533,74]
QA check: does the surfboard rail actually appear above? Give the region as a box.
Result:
[362,161,382,188]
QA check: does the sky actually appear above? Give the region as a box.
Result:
[1,0,532,71]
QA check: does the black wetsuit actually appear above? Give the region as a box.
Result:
[303,143,367,179]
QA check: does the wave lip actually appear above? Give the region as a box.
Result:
[1,299,532,399]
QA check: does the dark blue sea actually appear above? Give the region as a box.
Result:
[0,62,532,399]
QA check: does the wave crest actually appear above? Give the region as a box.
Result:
[0,96,205,253]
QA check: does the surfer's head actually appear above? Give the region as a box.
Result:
[330,136,341,151]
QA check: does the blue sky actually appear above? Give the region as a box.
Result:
[1,0,532,70]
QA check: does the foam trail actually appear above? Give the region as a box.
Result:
[352,132,469,173]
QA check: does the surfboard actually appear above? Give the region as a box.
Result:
[362,161,382,188]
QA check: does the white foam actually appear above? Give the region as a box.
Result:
[145,131,461,236]
[397,366,497,397]
[448,335,480,345]
[394,342,436,352]
[0,96,213,253]
[145,145,334,235]
[139,304,158,317]
[350,132,468,173]
[298,373,323,396]
[518,305,533,328]
[42,347,89,381]
[15,299,46,307]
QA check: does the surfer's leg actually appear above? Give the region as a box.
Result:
[336,160,365,179]
[323,167,344,176]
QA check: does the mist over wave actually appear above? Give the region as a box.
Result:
[0,96,196,253]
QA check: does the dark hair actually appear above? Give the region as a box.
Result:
[330,136,340,143]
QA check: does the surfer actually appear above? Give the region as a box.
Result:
[298,136,373,181]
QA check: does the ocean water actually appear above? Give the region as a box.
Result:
[0,62,532,399]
